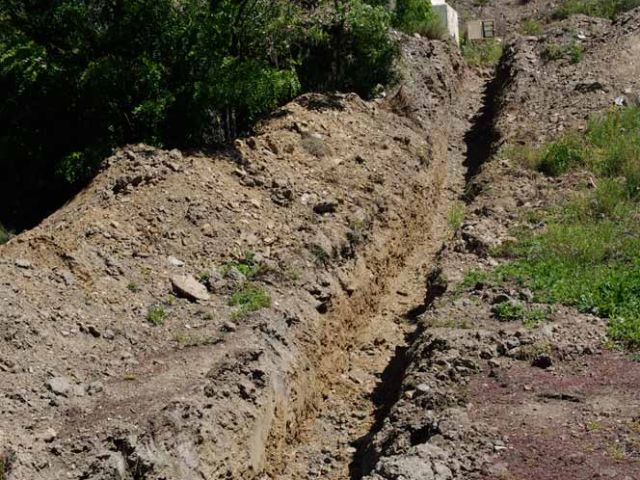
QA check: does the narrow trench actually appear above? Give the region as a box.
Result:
[272,53,509,480]
[345,62,508,479]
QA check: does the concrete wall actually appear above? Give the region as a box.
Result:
[431,0,460,45]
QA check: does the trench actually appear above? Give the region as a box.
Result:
[261,53,509,479]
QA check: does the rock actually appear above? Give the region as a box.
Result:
[171,275,210,302]
[222,321,237,332]
[47,377,73,397]
[103,329,115,340]
[167,256,185,267]
[223,268,246,290]
[86,381,104,396]
[15,259,32,269]
[42,428,57,443]
[531,353,553,369]
[614,96,628,107]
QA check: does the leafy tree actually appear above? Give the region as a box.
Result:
[0,0,397,231]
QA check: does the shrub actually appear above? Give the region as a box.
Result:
[542,40,584,64]
[461,39,504,67]
[393,0,444,39]
[147,305,168,326]
[521,19,544,36]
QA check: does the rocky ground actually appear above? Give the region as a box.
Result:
[2,4,640,480]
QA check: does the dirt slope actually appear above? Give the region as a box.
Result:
[358,8,640,480]
[0,37,468,480]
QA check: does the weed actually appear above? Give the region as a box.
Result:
[542,40,584,64]
[123,373,136,381]
[221,251,261,279]
[229,284,271,318]
[127,282,141,293]
[174,332,218,347]
[146,305,168,326]
[310,244,330,265]
[461,39,504,67]
[607,443,626,460]
[586,420,603,432]
[301,135,331,157]
[448,201,466,233]
[198,271,211,284]
[524,307,550,328]
[521,19,544,35]
[0,224,11,245]
[493,301,526,321]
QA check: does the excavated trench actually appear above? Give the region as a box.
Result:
[262,55,508,479]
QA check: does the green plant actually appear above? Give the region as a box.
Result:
[521,19,544,36]
[127,282,140,293]
[0,0,398,233]
[147,305,168,326]
[555,0,640,19]
[448,201,466,233]
[461,39,504,67]
[0,224,10,245]
[310,244,331,265]
[229,284,272,318]
[542,41,584,64]
[222,251,262,279]
[493,301,526,321]
[393,0,444,39]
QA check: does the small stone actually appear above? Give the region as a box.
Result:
[222,321,237,332]
[171,275,210,302]
[15,259,32,269]
[416,383,431,393]
[168,256,185,267]
[103,329,115,340]
[47,377,73,397]
[42,428,57,443]
[86,381,104,396]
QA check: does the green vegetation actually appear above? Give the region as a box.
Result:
[0,0,398,231]
[222,251,262,279]
[0,224,10,245]
[555,0,640,19]
[491,107,640,348]
[493,301,550,327]
[448,201,466,233]
[542,40,584,64]
[521,19,544,36]
[229,284,272,318]
[393,0,444,39]
[147,305,168,326]
[461,39,503,67]
[127,282,140,293]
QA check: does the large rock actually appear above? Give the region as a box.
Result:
[171,275,210,302]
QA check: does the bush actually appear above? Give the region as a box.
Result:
[393,0,444,39]
[521,19,544,36]
[461,39,504,67]
[542,40,584,64]
[229,284,272,318]
[0,0,397,232]
[554,0,640,19]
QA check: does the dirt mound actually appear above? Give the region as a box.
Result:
[357,9,640,480]
[0,38,466,480]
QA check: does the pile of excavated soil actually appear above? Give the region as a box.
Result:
[0,37,467,480]
[357,9,640,480]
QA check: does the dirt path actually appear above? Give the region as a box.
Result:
[269,71,490,480]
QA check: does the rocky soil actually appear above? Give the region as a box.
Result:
[2,5,640,480]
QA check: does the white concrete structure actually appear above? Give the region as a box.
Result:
[430,0,460,45]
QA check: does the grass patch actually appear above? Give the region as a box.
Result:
[229,284,271,318]
[521,19,544,36]
[461,39,503,68]
[448,201,466,233]
[542,40,584,64]
[493,300,550,327]
[221,251,262,279]
[488,107,640,348]
[127,282,141,293]
[555,0,640,19]
[147,305,168,326]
